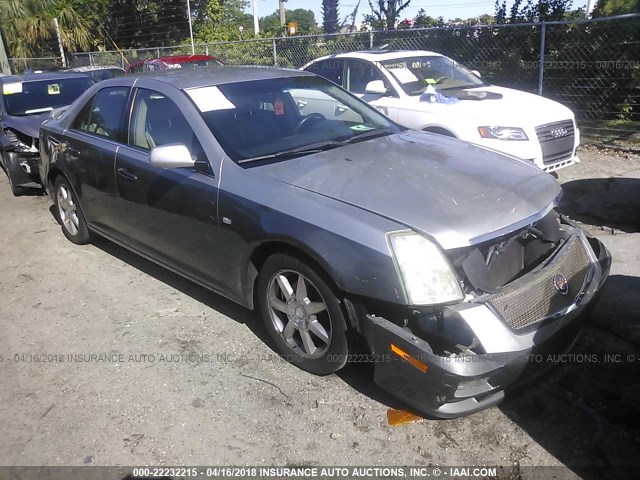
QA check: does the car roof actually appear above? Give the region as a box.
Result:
[69,65,125,72]
[151,55,219,64]
[310,50,444,63]
[117,66,313,89]
[0,72,92,83]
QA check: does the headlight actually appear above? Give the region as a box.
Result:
[388,231,463,305]
[478,126,528,141]
[3,129,37,153]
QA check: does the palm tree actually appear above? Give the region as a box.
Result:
[0,0,93,61]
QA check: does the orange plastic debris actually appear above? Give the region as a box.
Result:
[387,408,424,426]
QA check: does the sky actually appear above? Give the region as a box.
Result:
[248,0,590,26]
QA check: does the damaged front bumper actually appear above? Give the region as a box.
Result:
[2,151,42,188]
[362,230,611,419]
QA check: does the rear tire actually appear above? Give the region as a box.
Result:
[256,253,349,375]
[1,151,29,197]
[53,176,94,245]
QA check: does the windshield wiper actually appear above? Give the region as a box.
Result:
[439,83,487,91]
[344,127,394,144]
[237,140,345,164]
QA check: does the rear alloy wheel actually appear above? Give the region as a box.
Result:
[257,254,349,375]
[54,176,93,245]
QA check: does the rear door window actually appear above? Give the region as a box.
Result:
[344,59,390,95]
[305,59,345,87]
[71,86,129,141]
[127,88,205,161]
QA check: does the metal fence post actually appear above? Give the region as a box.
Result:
[538,21,546,96]
[88,52,93,67]
[369,31,374,49]
[273,38,278,66]
[121,52,125,69]
[205,45,209,56]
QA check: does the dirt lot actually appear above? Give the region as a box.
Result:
[0,146,639,479]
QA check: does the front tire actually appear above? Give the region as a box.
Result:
[53,176,93,245]
[256,254,349,375]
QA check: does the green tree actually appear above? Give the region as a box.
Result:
[0,0,94,59]
[361,13,385,30]
[412,9,446,28]
[367,0,412,29]
[593,0,640,16]
[495,0,576,23]
[322,0,339,33]
[193,0,253,42]
[478,14,496,24]
[260,8,319,36]
[105,0,191,49]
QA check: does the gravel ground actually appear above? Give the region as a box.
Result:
[0,146,638,479]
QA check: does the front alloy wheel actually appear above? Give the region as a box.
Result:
[257,254,349,375]
[268,269,331,358]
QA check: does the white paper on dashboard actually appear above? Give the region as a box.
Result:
[186,86,236,112]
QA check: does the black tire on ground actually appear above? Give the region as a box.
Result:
[1,151,29,197]
[256,253,349,376]
[53,176,94,245]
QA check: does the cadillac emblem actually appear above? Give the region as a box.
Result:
[553,274,569,296]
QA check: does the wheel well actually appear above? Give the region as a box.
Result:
[47,167,64,190]
[249,241,336,287]
[422,126,456,137]
[247,241,340,303]
[248,241,362,332]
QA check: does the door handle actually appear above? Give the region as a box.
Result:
[336,104,349,112]
[67,147,80,159]
[296,100,307,107]
[117,167,138,182]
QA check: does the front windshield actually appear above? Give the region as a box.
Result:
[381,55,485,96]
[190,75,401,162]
[3,77,93,116]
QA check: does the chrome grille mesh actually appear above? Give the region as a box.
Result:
[486,238,591,330]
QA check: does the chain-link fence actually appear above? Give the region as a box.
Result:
[8,56,63,71]
[11,14,639,148]
[542,15,639,145]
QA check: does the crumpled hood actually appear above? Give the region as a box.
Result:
[2,112,52,139]
[257,131,561,250]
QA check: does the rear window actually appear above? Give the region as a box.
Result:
[2,77,93,116]
[166,59,223,70]
[88,69,124,82]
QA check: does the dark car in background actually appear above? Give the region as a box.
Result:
[67,65,126,83]
[0,72,93,195]
[125,55,223,74]
[39,68,610,418]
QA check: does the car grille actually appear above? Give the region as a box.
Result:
[535,120,575,165]
[485,237,591,330]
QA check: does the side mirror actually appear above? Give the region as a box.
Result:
[50,106,68,119]
[365,80,388,95]
[149,144,195,169]
[471,70,481,78]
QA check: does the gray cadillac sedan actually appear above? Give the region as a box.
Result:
[39,67,611,418]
